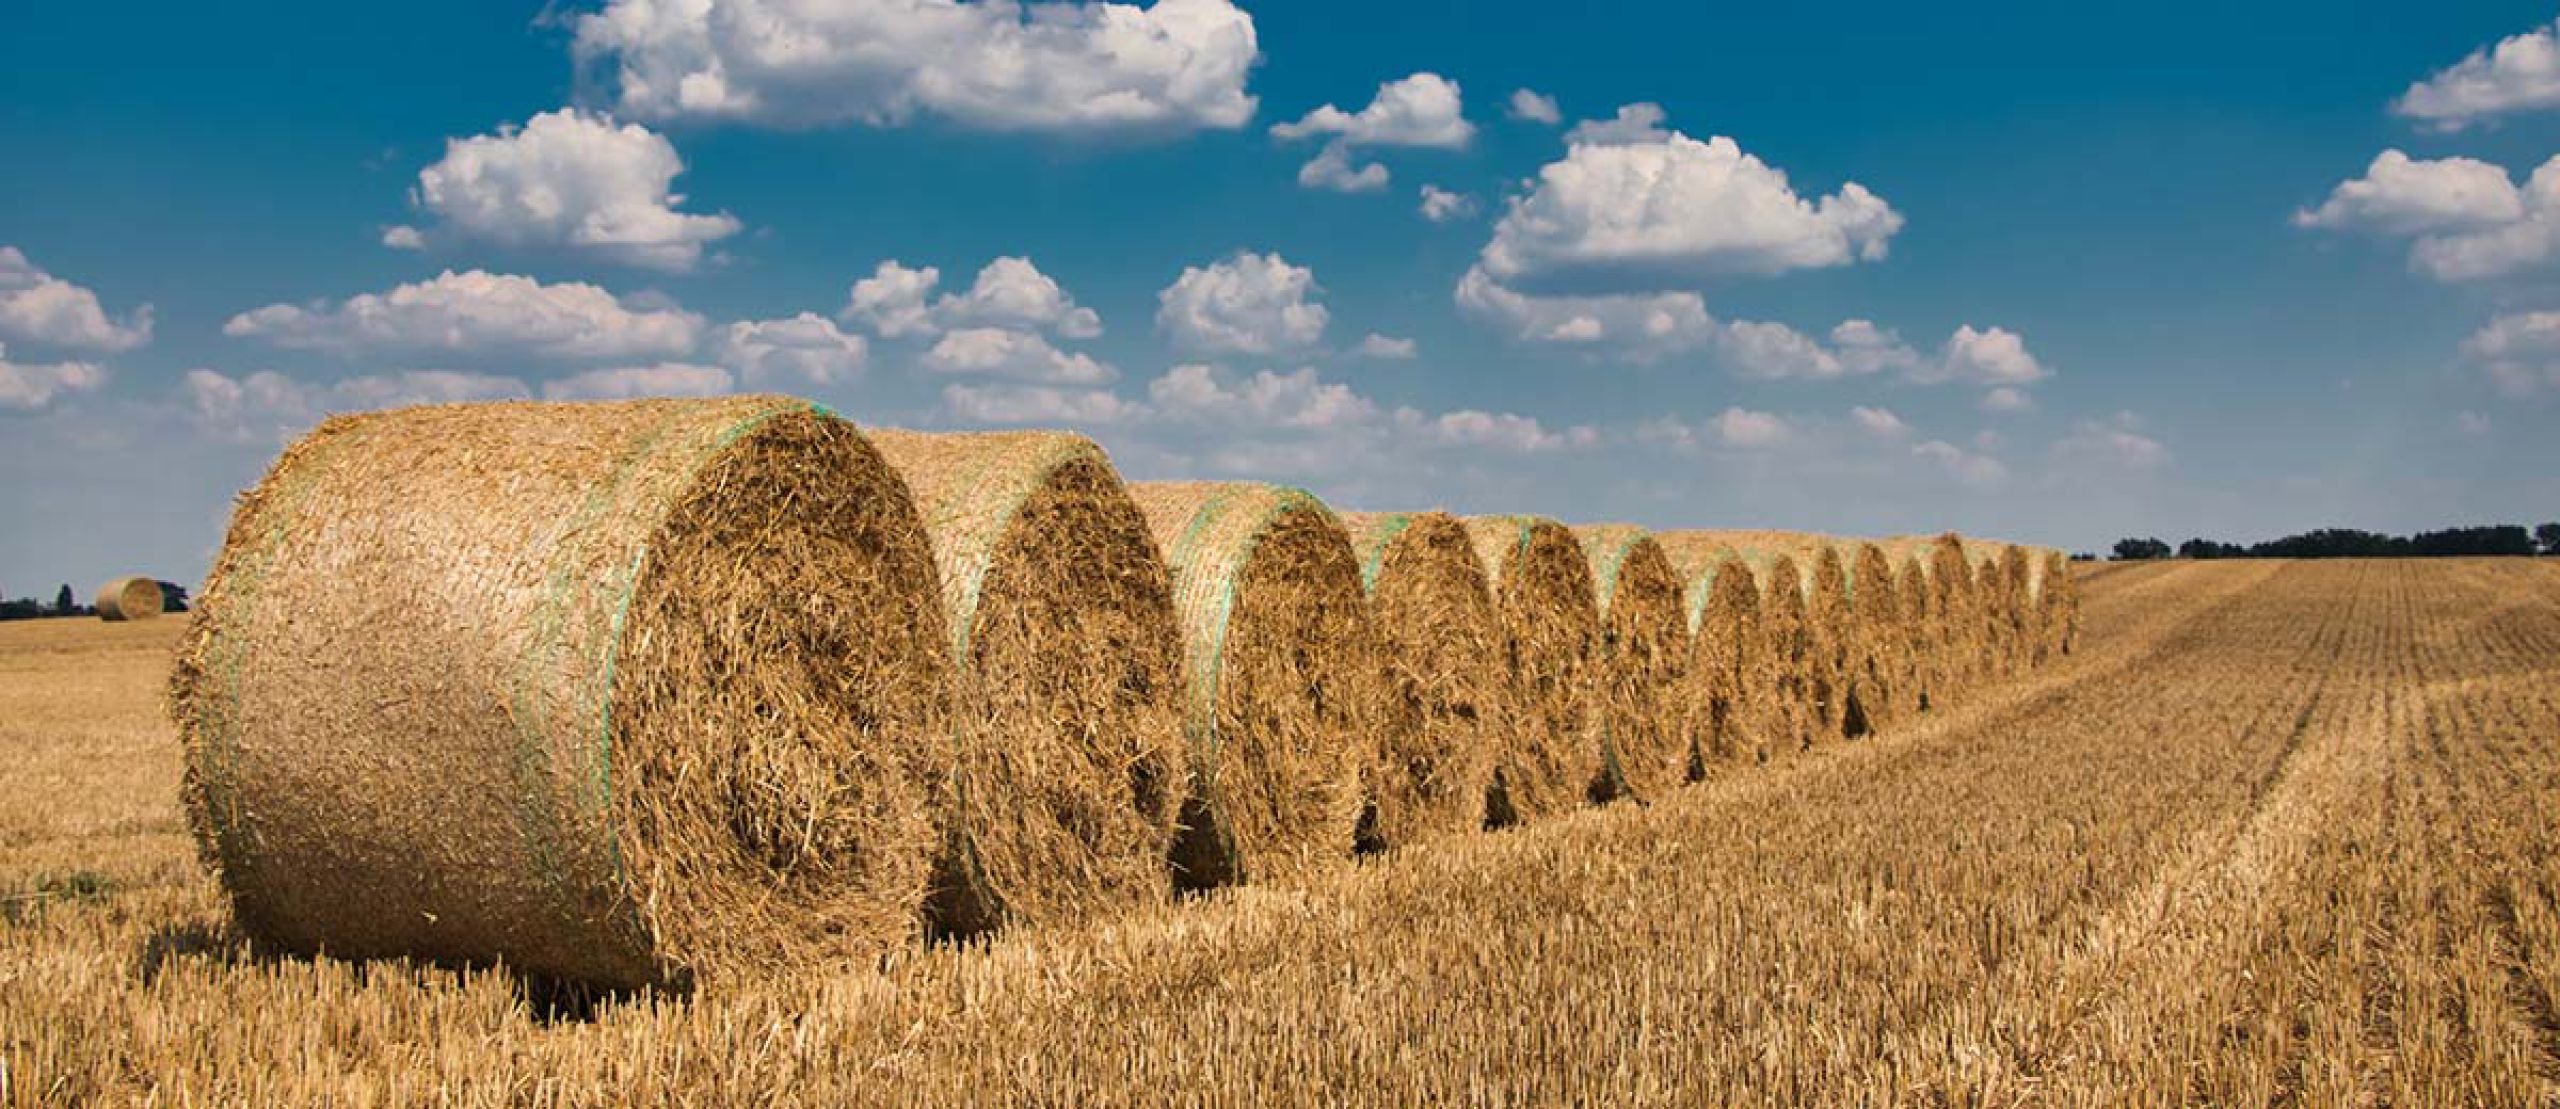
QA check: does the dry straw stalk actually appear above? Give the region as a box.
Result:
[1671,533,1824,754]
[867,430,1187,936]
[94,576,162,622]
[1131,482,1374,888]
[1573,525,1692,800]
[169,396,953,993]
[1340,512,1502,847]
[1461,515,1605,821]
[1652,534,1769,769]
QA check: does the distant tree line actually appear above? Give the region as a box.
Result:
[2112,523,2560,561]
[0,581,188,621]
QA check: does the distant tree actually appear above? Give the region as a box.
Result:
[2178,538,2247,560]
[2070,552,2099,562]
[157,581,189,613]
[2538,522,2560,556]
[53,584,74,615]
[2112,537,2172,561]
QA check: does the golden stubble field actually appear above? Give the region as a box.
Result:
[4,560,2558,1105]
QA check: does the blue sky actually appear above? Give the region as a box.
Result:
[3,0,2556,594]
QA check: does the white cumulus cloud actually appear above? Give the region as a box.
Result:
[2296,150,2560,282]
[1418,184,1477,223]
[182,367,531,441]
[572,0,1261,137]
[1157,251,1327,354]
[1272,72,1473,148]
[1354,333,1417,359]
[1297,140,1390,192]
[2395,17,2560,131]
[2053,412,2169,470]
[543,362,735,401]
[1712,406,1791,448]
[840,257,1100,338]
[399,109,741,271]
[1147,363,1373,429]
[920,327,1115,384]
[714,313,866,385]
[2462,309,2560,394]
[1912,439,2009,487]
[1850,405,1908,438]
[1562,102,1670,146]
[943,383,1143,424]
[1507,88,1561,125]
[1478,129,1902,292]
[0,247,152,353]
[0,343,108,411]
[223,270,703,360]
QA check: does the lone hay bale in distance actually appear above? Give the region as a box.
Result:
[1653,534,1767,770]
[1132,482,1374,888]
[1573,525,1692,799]
[94,576,162,622]
[169,396,953,993]
[867,430,1187,936]
[1462,515,1605,822]
[1340,511,1502,847]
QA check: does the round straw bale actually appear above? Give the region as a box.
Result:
[1794,545,1863,741]
[1997,543,2036,671]
[1130,483,1373,888]
[1675,535,1820,754]
[1889,550,1939,711]
[169,396,952,993]
[1461,515,1605,822]
[1895,533,1981,696]
[1838,541,1908,730]
[1969,548,2015,679]
[865,430,1186,936]
[1340,512,1501,847]
[1572,525,1691,801]
[95,576,163,622]
[2037,549,2078,657]
[1653,534,1767,770]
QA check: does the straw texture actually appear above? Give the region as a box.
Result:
[1573,525,1690,800]
[94,576,162,622]
[1461,515,1604,822]
[1653,534,1768,770]
[867,430,1186,935]
[1131,482,1374,889]
[1340,512,1501,847]
[169,396,952,992]
[1674,534,1820,755]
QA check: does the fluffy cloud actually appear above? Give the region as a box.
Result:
[393,109,741,271]
[1934,325,2050,386]
[542,363,735,401]
[1508,88,1561,125]
[1979,386,2034,413]
[1353,333,1417,359]
[920,327,1114,384]
[572,0,1260,136]
[1454,265,1715,357]
[2053,412,2169,470]
[1297,141,1390,192]
[1718,319,1846,380]
[0,343,108,411]
[713,313,866,385]
[1419,185,1476,223]
[182,367,530,440]
[1478,130,1902,292]
[2296,150,2560,282]
[2461,309,2560,394]
[1272,72,1473,148]
[1562,102,1670,146]
[943,383,1143,425]
[1156,251,1327,354]
[223,270,702,359]
[1711,406,1792,448]
[1912,439,2009,487]
[1850,405,1908,438]
[0,247,152,352]
[841,257,1100,338]
[1398,407,1592,452]
[2394,18,2560,130]
[1148,364,1373,429]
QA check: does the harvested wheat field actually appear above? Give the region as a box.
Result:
[7,559,2560,1104]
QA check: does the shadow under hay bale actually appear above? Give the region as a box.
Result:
[170,396,952,993]
[1340,511,1501,849]
[1461,515,1605,822]
[1572,525,1690,800]
[1653,535,1768,773]
[868,430,1187,938]
[1130,482,1373,890]
[94,576,162,622]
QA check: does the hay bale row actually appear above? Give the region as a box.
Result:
[172,394,2074,992]
[1340,512,1501,848]
[173,397,953,993]
[96,576,164,621]
[1130,482,1374,889]
[864,430,1186,937]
